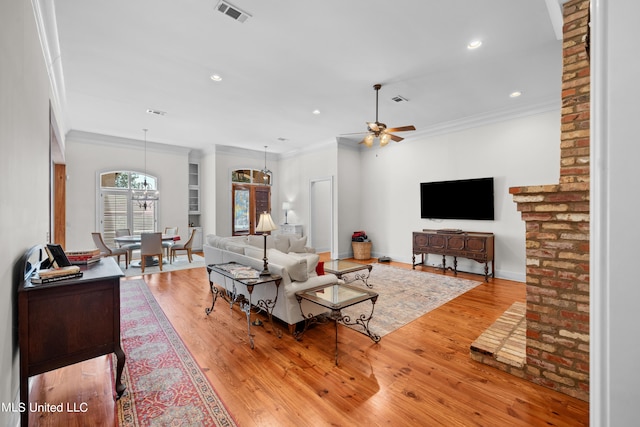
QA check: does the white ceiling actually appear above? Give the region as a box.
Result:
[53,0,562,154]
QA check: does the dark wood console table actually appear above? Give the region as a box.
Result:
[412,229,495,281]
[18,246,125,426]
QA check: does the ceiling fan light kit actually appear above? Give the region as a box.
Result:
[345,83,416,148]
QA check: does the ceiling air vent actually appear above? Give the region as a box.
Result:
[391,95,408,103]
[216,1,252,23]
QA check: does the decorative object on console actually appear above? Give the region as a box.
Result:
[282,201,291,224]
[131,128,159,210]
[255,212,277,275]
[341,83,416,147]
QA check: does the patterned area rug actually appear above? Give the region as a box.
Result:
[122,254,206,277]
[341,264,482,337]
[118,279,237,426]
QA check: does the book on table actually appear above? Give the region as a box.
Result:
[31,265,83,284]
[65,248,101,265]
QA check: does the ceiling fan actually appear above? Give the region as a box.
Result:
[344,83,416,147]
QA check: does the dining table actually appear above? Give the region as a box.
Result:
[114,234,181,268]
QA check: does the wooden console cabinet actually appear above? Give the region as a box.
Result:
[412,229,495,281]
[18,246,125,426]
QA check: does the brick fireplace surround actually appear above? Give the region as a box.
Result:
[471,0,590,402]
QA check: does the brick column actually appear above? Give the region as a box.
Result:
[509,0,590,401]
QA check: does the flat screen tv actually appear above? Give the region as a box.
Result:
[420,177,494,220]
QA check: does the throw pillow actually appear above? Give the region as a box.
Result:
[267,249,308,282]
[274,235,290,253]
[248,234,275,250]
[288,236,308,253]
[288,252,319,275]
[316,261,325,276]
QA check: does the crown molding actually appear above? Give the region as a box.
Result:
[66,130,192,154]
[32,0,69,140]
[409,99,560,141]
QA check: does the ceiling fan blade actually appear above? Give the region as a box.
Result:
[389,133,404,142]
[367,122,380,132]
[385,125,416,133]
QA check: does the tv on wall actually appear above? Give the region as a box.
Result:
[420,177,494,220]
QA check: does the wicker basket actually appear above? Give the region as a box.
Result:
[352,241,372,260]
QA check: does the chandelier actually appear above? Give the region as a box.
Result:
[131,128,159,210]
[260,145,272,185]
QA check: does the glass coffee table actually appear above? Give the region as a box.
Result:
[295,282,380,365]
[323,260,373,288]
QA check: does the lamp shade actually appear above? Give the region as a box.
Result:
[256,212,277,232]
[282,202,291,211]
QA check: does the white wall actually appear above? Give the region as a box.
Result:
[357,110,560,281]
[280,143,338,250]
[65,131,191,249]
[0,0,51,425]
[337,143,363,258]
[592,1,640,425]
[200,148,216,236]
[309,178,332,252]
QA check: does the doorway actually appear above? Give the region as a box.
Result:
[309,177,334,259]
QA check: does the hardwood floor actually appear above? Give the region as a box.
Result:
[28,256,589,426]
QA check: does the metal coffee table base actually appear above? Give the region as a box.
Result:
[295,292,380,365]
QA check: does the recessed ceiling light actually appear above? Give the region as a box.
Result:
[210,74,222,82]
[509,91,523,98]
[467,40,482,49]
[312,109,321,115]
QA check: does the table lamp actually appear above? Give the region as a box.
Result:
[255,212,277,276]
[282,202,291,224]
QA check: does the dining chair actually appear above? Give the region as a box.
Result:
[92,232,129,269]
[163,227,178,258]
[115,228,140,260]
[170,228,196,263]
[140,232,163,273]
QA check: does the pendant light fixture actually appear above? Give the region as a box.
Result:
[260,145,272,185]
[131,128,159,210]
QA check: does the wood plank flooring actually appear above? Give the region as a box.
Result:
[27,256,589,426]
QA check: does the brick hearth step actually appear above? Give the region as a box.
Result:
[470,301,526,369]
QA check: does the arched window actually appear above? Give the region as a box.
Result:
[98,170,158,246]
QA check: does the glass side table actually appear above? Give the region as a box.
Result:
[295,282,380,365]
[323,260,373,288]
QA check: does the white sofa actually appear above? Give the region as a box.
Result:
[203,234,337,332]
